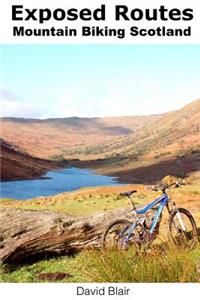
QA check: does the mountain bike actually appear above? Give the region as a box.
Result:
[102,182,198,251]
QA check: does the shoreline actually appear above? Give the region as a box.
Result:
[69,151,200,185]
[1,160,68,182]
[0,166,127,200]
[2,149,200,185]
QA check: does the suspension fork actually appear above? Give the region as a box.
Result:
[176,211,187,231]
[167,200,186,231]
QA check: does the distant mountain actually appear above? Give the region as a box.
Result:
[1,99,199,183]
[100,99,200,159]
[0,139,65,181]
[92,99,200,181]
[0,114,161,159]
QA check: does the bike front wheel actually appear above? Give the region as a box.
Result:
[101,219,134,251]
[169,208,198,249]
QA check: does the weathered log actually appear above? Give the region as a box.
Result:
[0,207,129,263]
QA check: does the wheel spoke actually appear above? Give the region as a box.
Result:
[102,220,142,251]
[169,209,197,249]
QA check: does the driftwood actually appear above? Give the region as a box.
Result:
[0,207,129,263]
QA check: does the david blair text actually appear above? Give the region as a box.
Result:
[76,286,131,296]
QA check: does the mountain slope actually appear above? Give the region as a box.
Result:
[84,99,200,181]
[89,99,200,160]
[1,99,199,183]
[0,115,161,159]
[0,139,65,181]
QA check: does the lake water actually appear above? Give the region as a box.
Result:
[0,167,123,200]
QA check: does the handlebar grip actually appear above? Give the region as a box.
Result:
[154,182,183,191]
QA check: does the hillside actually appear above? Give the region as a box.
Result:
[82,99,200,158]
[82,99,199,165]
[1,99,200,183]
[0,139,66,181]
[68,99,200,182]
[0,115,161,159]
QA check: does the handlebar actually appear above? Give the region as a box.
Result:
[152,181,185,193]
[120,182,185,196]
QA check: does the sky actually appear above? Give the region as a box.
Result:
[0,44,199,118]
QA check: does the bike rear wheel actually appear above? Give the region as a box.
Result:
[101,219,134,251]
[169,208,198,249]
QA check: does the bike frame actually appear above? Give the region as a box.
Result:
[112,183,195,249]
[136,194,169,234]
[127,193,169,237]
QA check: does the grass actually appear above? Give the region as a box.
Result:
[0,179,200,283]
[0,185,147,215]
[0,244,199,283]
[0,254,86,283]
[82,245,200,282]
[1,184,199,216]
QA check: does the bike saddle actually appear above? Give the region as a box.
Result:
[120,190,137,197]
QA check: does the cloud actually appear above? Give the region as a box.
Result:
[0,88,44,118]
[0,88,19,101]
[0,84,199,119]
[0,98,44,118]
